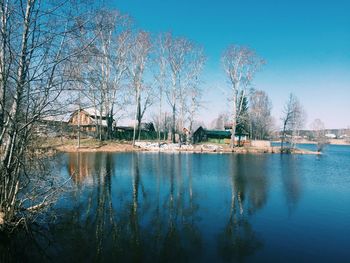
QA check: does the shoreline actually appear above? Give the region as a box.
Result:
[272,139,350,146]
[42,138,321,155]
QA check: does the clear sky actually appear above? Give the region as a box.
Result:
[114,0,350,129]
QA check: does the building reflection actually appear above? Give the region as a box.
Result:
[68,153,94,184]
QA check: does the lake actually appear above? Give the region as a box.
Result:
[2,145,350,262]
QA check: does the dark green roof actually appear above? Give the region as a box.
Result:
[193,127,249,140]
[204,129,231,139]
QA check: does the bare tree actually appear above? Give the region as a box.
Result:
[210,113,230,130]
[164,33,205,143]
[186,49,206,134]
[153,33,168,144]
[128,31,152,145]
[311,118,327,152]
[249,90,273,140]
[280,93,306,152]
[0,0,11,134]
[222,45,264,148]
[165,34,191,143]
[0,0,95,229]
[82,9,131,140]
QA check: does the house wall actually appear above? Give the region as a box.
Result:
[69,111,93,126]
[193,128,206,144]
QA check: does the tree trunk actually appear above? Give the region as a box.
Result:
[99,104,103,141]
[137,94,142,141]
[107,109,113,140]
[132,88,140,146]
[0,0,33,224]
[230,92,237,149]
[281,122,287,152]
[171,104,176,143]
[158,89,162,146]
[0,1,8,135]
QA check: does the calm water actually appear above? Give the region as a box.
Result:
[3,145,350,262]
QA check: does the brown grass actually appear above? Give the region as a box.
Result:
[35,137,321,155]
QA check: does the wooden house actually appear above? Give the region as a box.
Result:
[68,107,111,132]
[36,113,72,137]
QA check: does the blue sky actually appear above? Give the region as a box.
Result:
[114,0,350,129]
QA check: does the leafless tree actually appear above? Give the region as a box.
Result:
[164,33,190,142]
[186,49,206,134]
[127,31,152,145]
[0,0,95,229]
[151,111,172,141]
[280,93,306,152]
[222,45,264,148]
[210,113,230,130]
[81,9,131,140]
[153,33,169,144]
[164,33,205,143]
[311,118,327,152]
[0,0,11,134]
[249,90,273,140]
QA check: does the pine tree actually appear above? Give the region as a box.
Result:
[236,93,250,146]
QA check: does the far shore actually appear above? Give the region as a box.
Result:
[272,139,350,146]
[37,138,322,155]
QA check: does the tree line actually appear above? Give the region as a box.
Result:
[64,10,206,146]
[64,12,277,147]
[0,0,313,229]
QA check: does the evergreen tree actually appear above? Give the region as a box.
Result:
[236,93,250,146]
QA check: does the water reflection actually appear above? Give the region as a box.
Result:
[59,153,270,262]
[218,155,268,262]
[57,153,204,262]
[1,152,319,262]
[281,155,302,214]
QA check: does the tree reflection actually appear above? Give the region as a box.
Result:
[281,155,302,214]
[218,155,268,262]
[65,153,203,262]
[155,154,202,262]
[45,152,122,262]
[1,153,276,262]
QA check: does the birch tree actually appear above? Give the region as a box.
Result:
[0,0,11,134]
[222,45,264,148]
[0,0,94,229]
[128,31,152,145]
[186,48,206,134]
[83,9,131,140]
[165,34,191,142]
[153,33,168,144]
[164,33,205,143]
